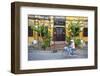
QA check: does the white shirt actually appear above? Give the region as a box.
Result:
[70,41,75,49]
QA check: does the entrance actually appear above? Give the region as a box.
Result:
[53,27,65,41]
[53,16,66,41]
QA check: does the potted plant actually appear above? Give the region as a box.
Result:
[31,25,51,50]
[67,20,82,48]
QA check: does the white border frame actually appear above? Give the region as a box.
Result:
[20,6,95,70]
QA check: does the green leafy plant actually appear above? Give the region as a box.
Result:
[41,38,51,50]
[66,35,71,45]
[67,21,81,37]
[67,20,82,47]
[74,38,81,48]
[41,29,51,50]
[31,25,51,50]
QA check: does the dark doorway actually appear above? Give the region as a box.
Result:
[83,28,88,37]
[53,27,65,41]
[28,26,33,37]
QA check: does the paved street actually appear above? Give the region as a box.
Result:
[28,47,88,60]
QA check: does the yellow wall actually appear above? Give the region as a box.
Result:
[80,32,88,42]
[28,16,88,45]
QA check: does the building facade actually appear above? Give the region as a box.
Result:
[28,15,88,49]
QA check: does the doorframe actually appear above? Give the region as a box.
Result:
[53,26,66,41]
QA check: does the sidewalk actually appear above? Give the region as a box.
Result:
[28,47,88,60]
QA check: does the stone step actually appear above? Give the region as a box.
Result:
[53,41,66,44]
[50,44,65,49]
